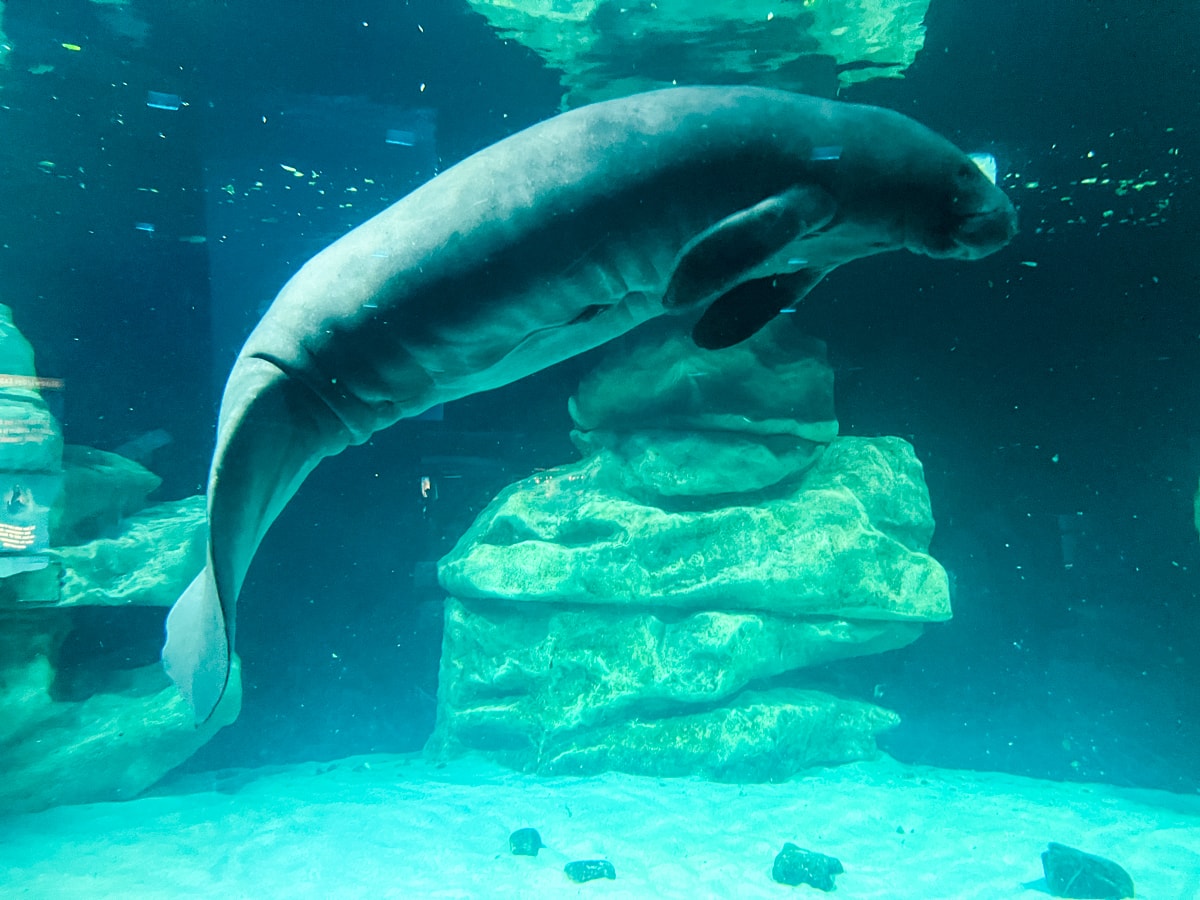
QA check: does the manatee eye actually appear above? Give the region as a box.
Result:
[957,164,971,178]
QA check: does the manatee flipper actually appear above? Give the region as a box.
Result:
[163,354,355,722]
[663,186,835,312]
[692,268,828,350]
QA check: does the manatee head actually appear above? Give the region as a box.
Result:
[898,136,1019,260]
[823,104,1019,262]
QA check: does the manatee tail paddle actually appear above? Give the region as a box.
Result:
[163,354,352,723]
[163,566,229,721]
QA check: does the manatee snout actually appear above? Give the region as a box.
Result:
[956,197,1019,258]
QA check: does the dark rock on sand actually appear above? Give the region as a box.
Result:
[772,842,843,891]
[1042,842,1134,899]
[564,860,616,883]
[509,827,544,857]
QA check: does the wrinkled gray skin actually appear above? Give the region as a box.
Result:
[164,86,1017,722]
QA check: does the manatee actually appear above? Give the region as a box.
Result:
[163,86,1017,722]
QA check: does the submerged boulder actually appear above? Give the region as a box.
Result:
[429,323,950,780]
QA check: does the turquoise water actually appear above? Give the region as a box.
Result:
[0,3,1195,895]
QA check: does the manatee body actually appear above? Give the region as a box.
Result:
[163,86,1017,721]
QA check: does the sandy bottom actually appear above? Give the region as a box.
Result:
[5,754,1199,899]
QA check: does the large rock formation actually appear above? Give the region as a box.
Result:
[466,0,932,107]
[0,304,236,814]
[428,322,950,780]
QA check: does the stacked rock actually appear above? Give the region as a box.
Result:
[427,322,951,781]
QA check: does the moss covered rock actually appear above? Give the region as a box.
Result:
[439,436,949,620]
[430,326,948,780]
[538,688,899,781]
[430,596,916,776]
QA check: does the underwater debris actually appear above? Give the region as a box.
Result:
[564,860,616,883]
[1041,843,1134,900]
[771,843,844,891]
[508,827,544,857]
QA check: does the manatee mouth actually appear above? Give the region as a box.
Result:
[948,202,1019,259]
[908,195,1018,260]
